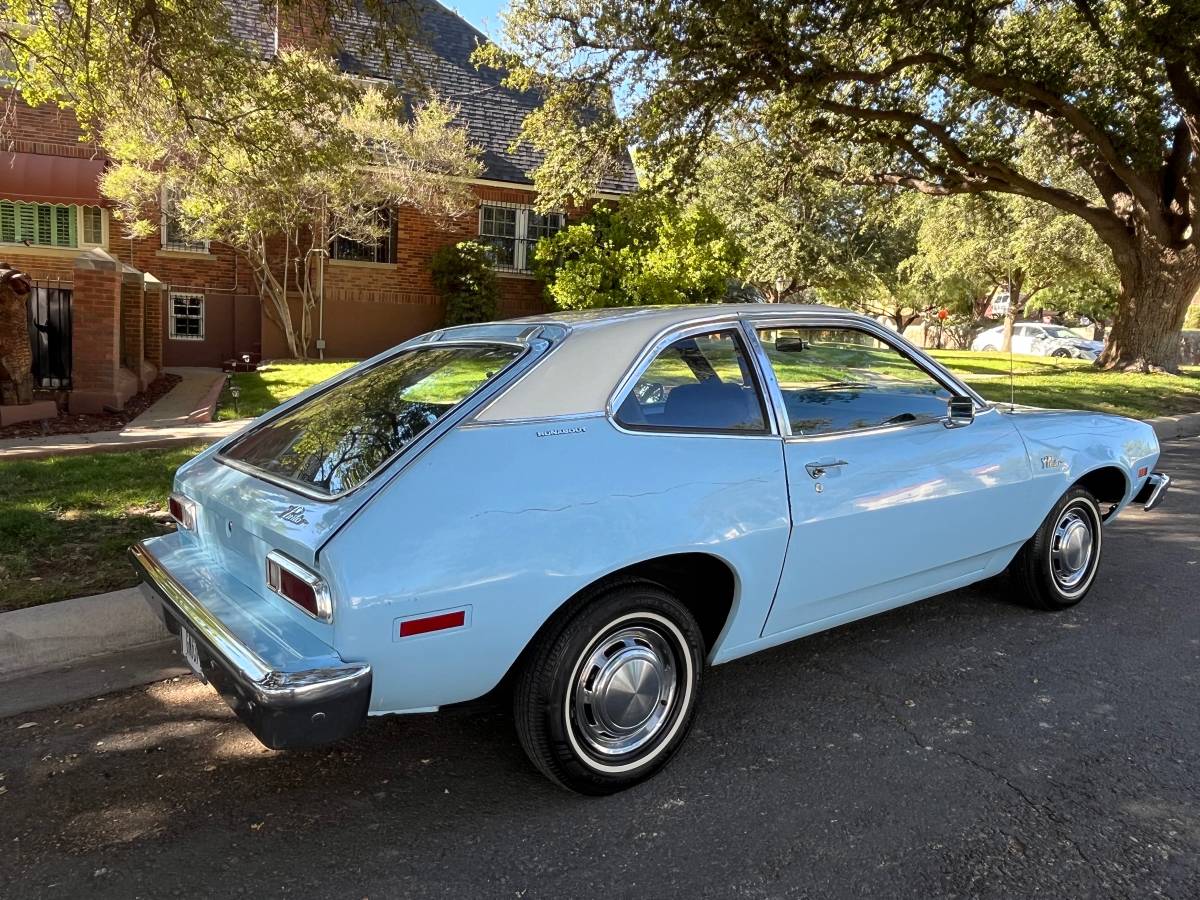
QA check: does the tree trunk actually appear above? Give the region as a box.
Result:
[1100,243,1200,373]
[999,272,1024,353]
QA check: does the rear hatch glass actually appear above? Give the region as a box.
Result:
[221,343,523,496]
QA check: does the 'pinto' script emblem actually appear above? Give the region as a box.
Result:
[278,505,309,526]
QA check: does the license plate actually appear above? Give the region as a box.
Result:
[179,628,206,682]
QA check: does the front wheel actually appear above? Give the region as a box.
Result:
[513,582,705,794]
[1051,348,1072,358]
[1011,487,1104,610]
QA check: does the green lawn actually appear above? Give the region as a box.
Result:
[215,360,355,420]
[933,351,1200,419]
[0,446,204,612]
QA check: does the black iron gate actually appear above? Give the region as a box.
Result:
[27,283,73,389]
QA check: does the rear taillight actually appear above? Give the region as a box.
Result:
[266,551,332,622]
[169,492,197,531]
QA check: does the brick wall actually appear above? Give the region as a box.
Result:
[69,263,129,413]
[1,91,96,157]
[119,277,145,375]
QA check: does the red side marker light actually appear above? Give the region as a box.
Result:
[399,610,466,638]
[1138,466,1149,478]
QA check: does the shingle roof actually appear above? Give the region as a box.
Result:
[229,0,637,193]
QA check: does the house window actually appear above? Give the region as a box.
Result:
[478,205,564,272]
[331,208,394,263]
[161,188,208,253]
[169,292,205,341]
[0,201,78,248]
[81,205,104,245]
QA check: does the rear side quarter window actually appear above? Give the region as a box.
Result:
[615,329,769,434]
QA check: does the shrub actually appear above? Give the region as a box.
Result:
[431,241,500,326]
[531,193,743,310]
[1185,300,1200,331]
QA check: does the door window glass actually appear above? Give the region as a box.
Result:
[616,329,768,433]
[756,327,951,436]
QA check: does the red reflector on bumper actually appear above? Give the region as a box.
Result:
[399,610,466,637]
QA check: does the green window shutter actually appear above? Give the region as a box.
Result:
[35,204,52,245]
[16,202,36,244]
[0,202,14,243]
[54,205,75,247]
[0,202,79,247]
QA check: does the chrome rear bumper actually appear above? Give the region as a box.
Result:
[130,541,371,749]
[1134,472,1171,512]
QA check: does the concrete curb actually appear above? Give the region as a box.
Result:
[0,586,169,680]
[1144,411,1200,441]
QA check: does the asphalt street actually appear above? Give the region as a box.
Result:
[2,437,1197,899]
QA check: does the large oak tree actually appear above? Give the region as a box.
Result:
[487,0,1200,371]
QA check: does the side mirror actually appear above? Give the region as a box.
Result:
[945,395,975,428]
[775,336,808,353]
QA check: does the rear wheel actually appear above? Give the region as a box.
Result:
[1011,488,1104,610]
[513,582,705,794]
[980,344,998,352]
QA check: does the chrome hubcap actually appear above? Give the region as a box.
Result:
[572,626,678,757]
[1051,508,1095,590]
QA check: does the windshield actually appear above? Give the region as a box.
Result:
[222,343,523,495]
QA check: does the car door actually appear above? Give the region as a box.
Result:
[747,318,1035,641]
[1012,325,1037,355]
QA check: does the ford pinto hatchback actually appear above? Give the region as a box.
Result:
[131,305,1169,794]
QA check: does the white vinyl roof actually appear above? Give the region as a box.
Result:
[472,303,848,422]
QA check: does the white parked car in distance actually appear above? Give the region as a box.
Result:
[972,323,1104,359]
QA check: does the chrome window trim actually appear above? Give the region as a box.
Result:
[459,410,606,430]
[216,338,544,502]
[605,317,777,438]
[743,312,986,439]
[780,406,1002,445]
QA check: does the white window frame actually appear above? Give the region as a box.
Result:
[161,186,209,253]
[168,292,206,341]
[477,204,564,273]
[79,205,107,248]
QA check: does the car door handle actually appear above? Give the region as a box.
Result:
[805,459,849,479]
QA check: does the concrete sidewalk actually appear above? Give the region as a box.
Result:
[0,367,249,460]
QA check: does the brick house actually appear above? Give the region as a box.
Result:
[0,0,635,412]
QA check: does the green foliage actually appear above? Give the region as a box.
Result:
[431,241,501,326]
[1185,302,1200,331]
[914,185,1119,326]
[532,194,743,310]
[487,0,1200,368]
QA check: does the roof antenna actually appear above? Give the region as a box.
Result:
[1008,267,1015,411]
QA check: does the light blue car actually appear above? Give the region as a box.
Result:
[132,305,1170,794]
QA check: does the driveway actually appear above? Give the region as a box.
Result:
[2,438,1197,898]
